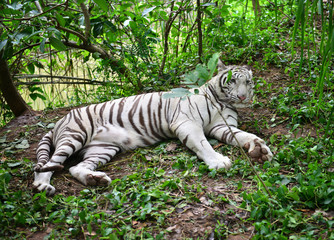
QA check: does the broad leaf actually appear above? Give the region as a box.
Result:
[15,139,30,149]
[142,6,156,16]
[207,53,220,78]
[162,88,192,99]
[56,14,66,27]
[195,64,209,83]
[93,0,109,12]
[0,40,8,52]
[49,37,67,51]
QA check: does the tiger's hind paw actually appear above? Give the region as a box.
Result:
[86,172,111,186]
[33,182,56,196]
[69,166,111,186]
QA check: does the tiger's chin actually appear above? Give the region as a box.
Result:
[232,102,252,109]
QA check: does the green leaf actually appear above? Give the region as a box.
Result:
[0,135,6,144]
[162,88,192,99]
[0,40,8,52]
[202,3,216,7]
[56,14,66,27]
[93,22,104,37]
[226,70,232,83]
[49,37,66,51]
[93,0,109,12]
[207,53,220,77]
[47,123,55,129]
[196,64,209,81]
[7,162,22,168]
[109,233,119,240]
[15,139,29,149]
[183,71,199,85]
[40,38,46,53]
[142,6,156,16]
[6,2,23,10]
[1,40,13,59]
[27,63,35,74]
[30,93,38,101]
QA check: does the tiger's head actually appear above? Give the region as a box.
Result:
[208,60,254,108]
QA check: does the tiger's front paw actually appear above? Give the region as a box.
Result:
[244,139,273,163]
[206,153,232,169]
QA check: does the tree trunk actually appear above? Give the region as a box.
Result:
[197,0,203,63]
[0,58,30,117]
[252,0,261,18]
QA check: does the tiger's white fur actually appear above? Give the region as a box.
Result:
[33,61,273,195]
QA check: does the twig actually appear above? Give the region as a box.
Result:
[56,26,86,42]
[108,206,133,220]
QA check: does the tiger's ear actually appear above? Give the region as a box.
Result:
[217,59,226,71]
[242,65,252,71]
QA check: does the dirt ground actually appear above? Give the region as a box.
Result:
[0,66,316,239]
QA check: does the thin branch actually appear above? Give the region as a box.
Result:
[159,2,184,77]
[63,40,111,59]
[182,21,197,53]
[15,74,100,81]
[13,43,42,57]
[16,81,107,86]
[56,26,86,42]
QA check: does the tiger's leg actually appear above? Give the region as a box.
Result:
[33,139,83,195]
[69,141,121,186]
[33,171,56,196]
[171,121,232,169]
[208,125,273,163]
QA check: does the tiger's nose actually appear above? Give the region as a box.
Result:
[238,95,246,101]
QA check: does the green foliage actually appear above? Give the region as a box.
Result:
[163,53,219,99]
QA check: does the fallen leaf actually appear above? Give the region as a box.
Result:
[166,142,178,151]
[15,139,30,149]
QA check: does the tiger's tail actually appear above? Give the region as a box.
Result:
[34,131,54,172]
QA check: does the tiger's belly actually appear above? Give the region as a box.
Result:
[92,125,168,151]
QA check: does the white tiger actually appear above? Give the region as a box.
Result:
[33,61,273,195]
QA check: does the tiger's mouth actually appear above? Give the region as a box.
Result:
[231,97,253,108]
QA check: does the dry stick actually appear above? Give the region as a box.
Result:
[203,89,272,198]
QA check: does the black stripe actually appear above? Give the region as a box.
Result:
[128,95,143,134]
[117,98,126,127]
[86,106,95,136]
[205,97,212,124]
[99,102,107,120]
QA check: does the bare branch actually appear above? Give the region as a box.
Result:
[63,41,111,59]
[159,2,184,77]
[15,74,107,86]
[56,26,86,42]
